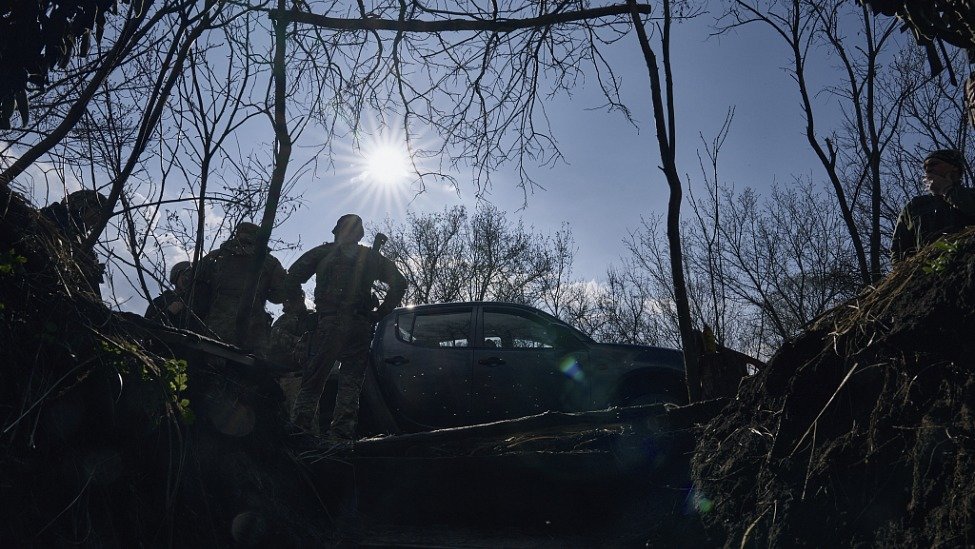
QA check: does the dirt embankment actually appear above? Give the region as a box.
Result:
[0,187,336,546]
[692,228,975,546]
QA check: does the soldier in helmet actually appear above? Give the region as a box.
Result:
[286,214,407,439]
[195,222,289,356]
[891,149,975,263]
[40,189,109,297]
[269,289,317,370]
[146,261,193,326]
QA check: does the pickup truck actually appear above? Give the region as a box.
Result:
[355,301,686,433]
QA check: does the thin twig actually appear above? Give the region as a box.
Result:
[789,361,859,458]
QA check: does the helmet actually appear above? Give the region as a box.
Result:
[169,261,192,284]
[232,222,261,243]
[924,149,965,170]
[66,189,107,211]
[331,214,364,241]
[66,190,108,227]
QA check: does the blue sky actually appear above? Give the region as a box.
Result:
[15,3,921,311]
[273,11,840,282]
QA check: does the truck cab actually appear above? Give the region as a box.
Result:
[368,302,685,433]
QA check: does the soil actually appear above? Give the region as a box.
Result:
[692,227,975,546]
[0,187,334,546]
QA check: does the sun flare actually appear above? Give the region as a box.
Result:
[362,143,411,187]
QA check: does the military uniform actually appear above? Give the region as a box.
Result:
[40,190,107,298]
[145,261,207,331]
[287,222,406,438]
[891,185,975,262]
[269,307,317,369]
[195,224,288,356]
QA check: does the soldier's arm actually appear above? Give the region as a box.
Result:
[188,254,216,318]
[145,297,164,321]
[285,245,329,290]
[265,256,289,304]
[942,186,975,217]
[376,255,407,317]
[269,315,299,351]
[890,206,914,263]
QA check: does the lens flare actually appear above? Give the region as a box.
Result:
[685,487,715,515]
[559,356,585,382]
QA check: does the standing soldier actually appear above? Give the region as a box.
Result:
[891,149,975,262]
[195,222,289,356]
[287,214,407,439]
[269,291,317,413]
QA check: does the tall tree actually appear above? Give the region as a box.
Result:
[628,0,703,401]
[724,0,924,283]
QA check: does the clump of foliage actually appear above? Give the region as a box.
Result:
[99,339,194,422]
[922,238,961,274]
[0,0,132,128]
[861,1,975,49]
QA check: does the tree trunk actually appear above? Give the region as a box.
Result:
[235,0,293,342]
[628,0,701,402]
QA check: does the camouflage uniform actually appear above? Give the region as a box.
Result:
[288,215,406,438]
[269,305,317,369]
[891,150,975,262]
[40,190,107,298]
[195,223,288,356]
[145,261,207,331]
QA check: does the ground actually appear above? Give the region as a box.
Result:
[692,229,975,546]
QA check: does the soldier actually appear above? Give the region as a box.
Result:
[145,261,198,329]
[269,291,317,413]
[40,189,108,297]
[195,222,289,356]
[287,214,407,439]
[891,149,975,262]
[269,290,317,370]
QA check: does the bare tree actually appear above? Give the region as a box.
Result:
[626,0,704,400]
[380,204,574,308]
[622,176,861,359]
[723,0,928,283]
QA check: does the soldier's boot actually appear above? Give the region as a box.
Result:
[289,389,321,436]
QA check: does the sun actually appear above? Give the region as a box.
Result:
[361,142,411,187]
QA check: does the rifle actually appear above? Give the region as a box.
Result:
[372,232,388,253]
[369,232,389,319]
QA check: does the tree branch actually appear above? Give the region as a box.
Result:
[268,3,654,33]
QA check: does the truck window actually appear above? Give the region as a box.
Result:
[482,310,556,349]
[398,310,472,348]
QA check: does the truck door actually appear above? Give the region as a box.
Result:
[376,307,474,429]
[471,306,586,423]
